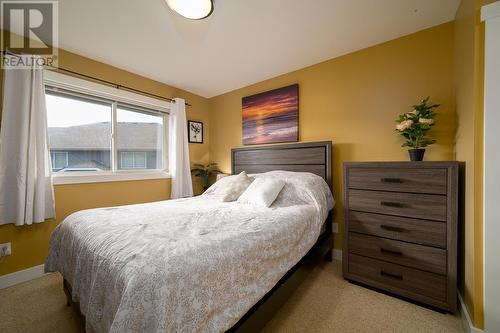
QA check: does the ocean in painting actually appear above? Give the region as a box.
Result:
[242,84,298,145]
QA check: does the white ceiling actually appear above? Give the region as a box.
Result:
[51,0,459,97]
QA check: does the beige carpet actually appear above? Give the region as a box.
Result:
[0,261,463,333]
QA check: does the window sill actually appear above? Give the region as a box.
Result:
[52,171,171,185]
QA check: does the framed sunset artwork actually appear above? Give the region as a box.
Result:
[242,84,298,145]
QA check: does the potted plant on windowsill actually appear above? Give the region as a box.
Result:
[191,163,222,191]
[395,97,439,161]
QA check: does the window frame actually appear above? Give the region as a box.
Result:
[45,70,171,185]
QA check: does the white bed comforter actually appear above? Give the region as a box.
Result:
[45,171,334,333]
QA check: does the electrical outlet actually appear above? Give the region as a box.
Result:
[0,242,11,256]
[332,223,339,233]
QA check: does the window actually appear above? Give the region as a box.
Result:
[44,71,169,184]
[46,92,112,172]
[116,105,165,170]
[120,152,147,169]
[51,151,68,170]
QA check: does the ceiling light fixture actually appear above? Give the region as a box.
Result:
[166,0,214,20]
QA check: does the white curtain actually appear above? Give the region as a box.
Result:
[0,55,55,226]
[168,98,193,199]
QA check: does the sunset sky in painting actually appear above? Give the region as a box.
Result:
[242,84,298,145]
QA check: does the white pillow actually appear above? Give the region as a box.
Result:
[237,177,286,207]
[213,171,254,202]
[204,173,239,194]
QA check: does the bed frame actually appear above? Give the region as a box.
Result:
[64,141,334,332]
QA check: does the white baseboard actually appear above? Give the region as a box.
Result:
[333,249,342,261]
[0,264,46,289]
[459,293,484,333]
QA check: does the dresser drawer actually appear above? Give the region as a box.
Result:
[348,233,446,275]
[347,167,447,194]
[349,211,446,248]
[348,189,447,221]
[348,254,446,302]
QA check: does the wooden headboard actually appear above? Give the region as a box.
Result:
[231,141,332,189]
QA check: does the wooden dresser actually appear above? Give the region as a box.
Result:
[342,162,461,312]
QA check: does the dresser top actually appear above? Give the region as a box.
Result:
[343,161,461,168]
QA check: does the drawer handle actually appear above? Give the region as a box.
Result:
[380,225,404,232]
[380,177,403,183]
[380,201,404,208]
[380,270,403,280]
[380,248,403,256]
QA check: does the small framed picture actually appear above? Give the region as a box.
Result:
[188,120,203,143]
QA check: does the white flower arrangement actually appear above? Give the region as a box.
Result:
[395,97,439,149]
[419,118,434,125]
[396,119,413,131]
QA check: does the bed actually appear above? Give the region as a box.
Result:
[45,141,334,333]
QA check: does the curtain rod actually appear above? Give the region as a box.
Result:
[1,50,191,107]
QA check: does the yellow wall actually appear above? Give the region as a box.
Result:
[209,23,456,251]
[453,0,495,328]
[0,47,210,276]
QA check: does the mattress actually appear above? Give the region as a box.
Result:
[45,171,334,333]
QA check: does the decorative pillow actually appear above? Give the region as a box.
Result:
[213,171,254,202]
[237,177,286,207]
[204,173,239,195]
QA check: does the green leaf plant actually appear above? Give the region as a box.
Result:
[190,163,222,190]
[395,97,439,149]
